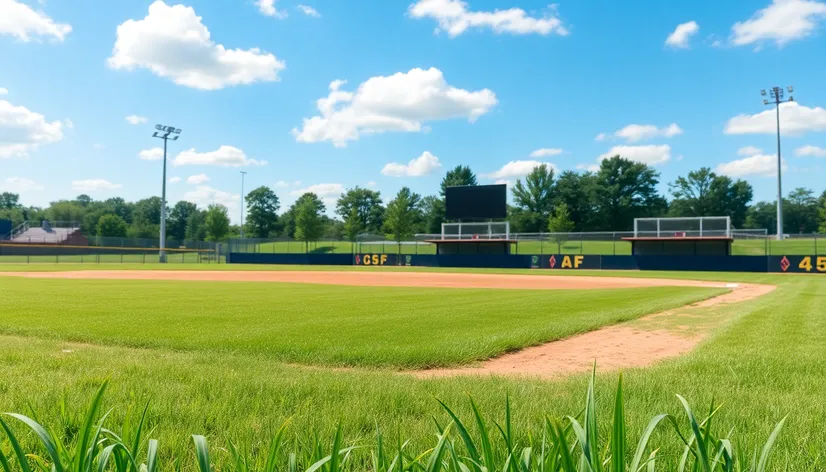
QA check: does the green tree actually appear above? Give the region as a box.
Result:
[554,171,597,231]
[593,156,666,230]
[335,187,384,233]
[342,206,362,242]
[547,204,575,233]
[383,187,422,252]
[0,192,21,209]
[819,198,826,234]
[669,168,753,227]
[104,197,133,224]
[294,194,325,252]
[785,188,819,233]
[95,214,128,237]
[512,164,555,232]
[204,204,230,242]
[81,203,114,236]
[168,201,199,241]
[75,194,93,206]
[133,197,163,226]
[185,210,207,241]
[245,186,280,238]
[745,201,776,231]
[440,165,477,196]
[420,195,445,234]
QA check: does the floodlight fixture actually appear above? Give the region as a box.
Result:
[151,124,183,262]
[761,86,796,241]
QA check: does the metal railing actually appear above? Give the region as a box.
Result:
[229,230,826,256]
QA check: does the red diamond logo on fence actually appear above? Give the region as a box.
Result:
[549,255,557,268]
[355,255,361,265]
[780,256,790,272]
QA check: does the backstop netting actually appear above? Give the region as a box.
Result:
[440,222,511,240]
[634,217,731,238]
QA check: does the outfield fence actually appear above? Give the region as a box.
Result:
[0,237,222,264]
[230,229,826,257]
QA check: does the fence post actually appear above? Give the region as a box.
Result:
[815,233,819,255]
[613,232,616,255]
[580,232,583,255]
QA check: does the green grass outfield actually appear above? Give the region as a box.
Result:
[0,265,824,469]
[250,237,826,256]
[0,277,720,368]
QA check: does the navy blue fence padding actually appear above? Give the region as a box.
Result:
[227,252,824,274]
[0,219,11,240]
[601,255,769,272]
[410,254,533,268]
[227,253,352,265]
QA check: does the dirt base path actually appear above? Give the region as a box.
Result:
[0,270,735,291]
[417,283,775,379]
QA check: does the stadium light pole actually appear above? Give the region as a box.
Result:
[152,124,182,263]
[761,86,793,241]
[240,171,247,239]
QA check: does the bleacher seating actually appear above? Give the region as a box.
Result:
[10,221,82,244]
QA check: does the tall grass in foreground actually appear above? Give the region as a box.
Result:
[0,371,786,472]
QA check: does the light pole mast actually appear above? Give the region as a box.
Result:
[761,87,793,241]
[152,124,182,262]
[240,171,247,239]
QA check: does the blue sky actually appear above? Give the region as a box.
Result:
[2,0,826,222]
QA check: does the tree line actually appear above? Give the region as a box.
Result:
[2,156,826,244]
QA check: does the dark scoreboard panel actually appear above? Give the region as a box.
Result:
[445,184,507,220]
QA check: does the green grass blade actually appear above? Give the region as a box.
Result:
[424,423,453,472]
[755,417,786,472]
[145,440,158,472]
[469,398,495,471]
[675,395,711,472]
[75,382,108,472]
[191,435,211,472]
[329,424,343,472]
[611,374,625,472]
[436,400,481,468]
[585,365,601,472]
[0,416,33,472]
[4,414,64,472]
[629,414,670,472]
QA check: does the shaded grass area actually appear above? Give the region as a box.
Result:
[0,278,718,368]
[0,273,821,469]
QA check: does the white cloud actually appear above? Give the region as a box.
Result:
[290,183,344,198]
[494,179,513,187]
[665,21,700,48]
[139,147,164,161]
[293,180,302,186]
[3,176,43,192]
[724,102,826,135]
[257,0,287,18]
[0,0,71,42]
[367,181,377,187]
[731,0,826,47]
[614,123,683,143]
[381,151,442,177]
[172,145,266,167]
[71,179,122,192]
[594,132,606,141]
[598,145,672,166]
[0,88,8,95]
[716,154,787,177]
[408,0,568,37]
[485,160,558,180]
[737,146,763,156]
[795,145,826,157]
[169,176,182,183]
[125,115,148,125]
[0,99,64,158]
[293,68,496,147]
[297,5,320,17]
[93,143,105,149]
[108,1,285,90]
[529,148,563,158]
[274,180,289,188]
[187,173,210,184]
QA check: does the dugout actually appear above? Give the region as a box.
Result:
[625,217,734,256]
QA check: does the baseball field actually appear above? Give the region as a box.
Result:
[0,265,823,470]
